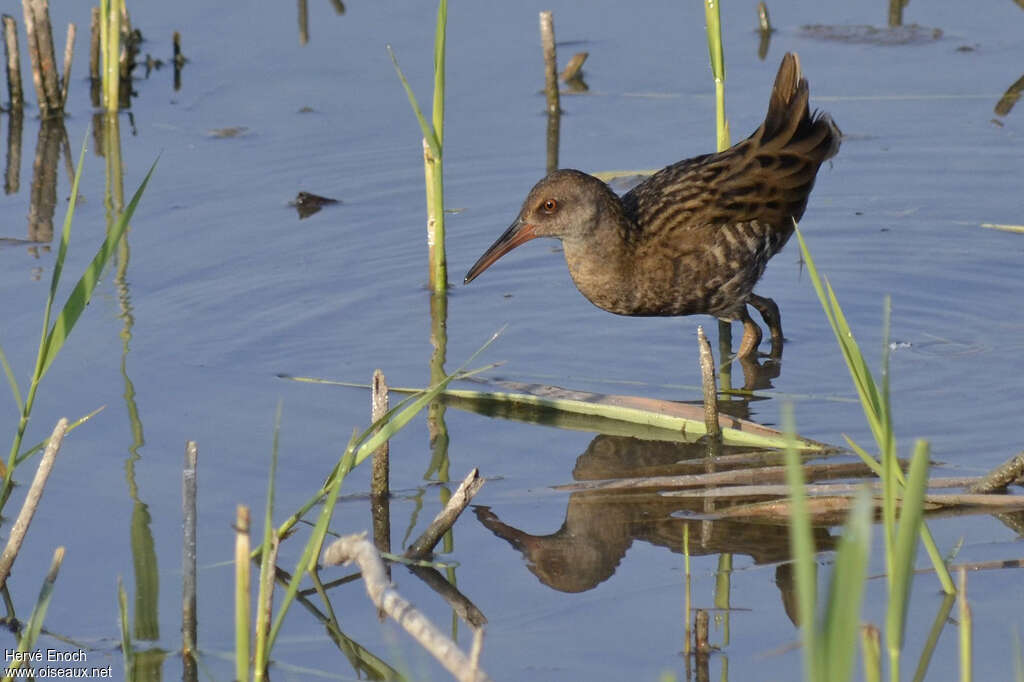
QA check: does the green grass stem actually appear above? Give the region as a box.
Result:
[703,0,730,151]
[234,505,251,682]
[387,0,448,292]
[253,403,283,680]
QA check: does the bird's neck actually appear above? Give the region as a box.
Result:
[560,194,639,315]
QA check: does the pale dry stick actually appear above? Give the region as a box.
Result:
[469,627,484,679]
[59,23,74,108]
[405,468,483,560]
[664,476,989,499]
[697,326,721,440]
[2,15,22,108]
[323,534,493,682]
[182,442,198,659]
[920,492,1024,509]
[0,418,67,589]
[370,369,390,500]
[554,460,877,493]
[539,12,559,115]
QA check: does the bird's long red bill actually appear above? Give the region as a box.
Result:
[463,219,538,284]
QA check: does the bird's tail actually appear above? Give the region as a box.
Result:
[761,52,840,162]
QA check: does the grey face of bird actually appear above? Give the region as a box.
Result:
[464,169,619,284]
[518,170,606,241]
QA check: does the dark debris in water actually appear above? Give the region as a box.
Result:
[207,126,250,138]
[291,191,341,219]
[799,24,943,45]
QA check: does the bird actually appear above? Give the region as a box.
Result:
[463,52,840,358]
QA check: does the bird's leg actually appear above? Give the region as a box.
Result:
[735,307,763,359]
[748,293,783,358]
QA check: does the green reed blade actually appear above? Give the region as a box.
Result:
[432,0,447,147]
[387,45,440,157]
[887,440,930,666]
[823,487,872,682]
[40,159,156,378]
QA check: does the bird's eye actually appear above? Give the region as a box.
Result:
[542,199,557,213]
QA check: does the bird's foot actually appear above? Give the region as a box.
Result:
[748,294,784,359]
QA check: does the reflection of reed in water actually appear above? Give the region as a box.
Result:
[4,109,23,195]
[27,120,68,243]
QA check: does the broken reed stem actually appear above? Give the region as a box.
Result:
[182,441,198,659]
[3,15,22,108]
[22,0,61,115]
[757,1,773,34]
[324,534,494,682]
[253,534,279,682]
[370,369,390,499]
[470,627,485,677]
[539,11,559,115]
[0,418,67,589]
[60,23,74,108]
[20,0,44,113]
[697,326,721,441]
[101,0,121,112]
[559,51,587,82]
[234,505,251,682]
[405,468,483,559]
[694,608,710,655]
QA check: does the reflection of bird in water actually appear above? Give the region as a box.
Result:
[465,52,840,358]
[475,434,837,595]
